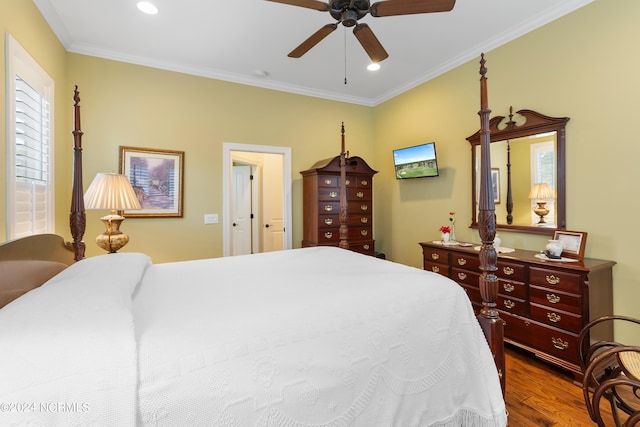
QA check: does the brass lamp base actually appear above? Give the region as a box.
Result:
[533,201,550,224]
[96,213,129,253]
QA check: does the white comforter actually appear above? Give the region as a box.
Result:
[0,247,506,426]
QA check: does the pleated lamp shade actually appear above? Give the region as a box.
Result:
[84,173,141,253]
[84,173,141,211]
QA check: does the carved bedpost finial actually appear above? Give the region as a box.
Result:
[70,86,86,261]
[479,53,487,80]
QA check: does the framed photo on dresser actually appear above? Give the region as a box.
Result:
[553,230,587,260]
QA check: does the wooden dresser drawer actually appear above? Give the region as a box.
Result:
[318,188,341,201]
[461,284,481,305]
[319,215,339,228]
[529,285,581,314]
[422,247,449,265]
[451,253,480,270]
[347,201,371,213]
[318,176,339,187]
[451,267,480,287]
[530,302,582,333]
[497,295,526,316]
[319,201,340,214]
[347,187,371,201]
[502,312,580,365]
[347,215,371,227]
[498,278,526,299]
[497,260,525,281]
[317,229,339,244]
[355,177,371,187]
[530,267,582,293]
[347,227,371,240]
[349,240,374,255]
[424,261,449,276]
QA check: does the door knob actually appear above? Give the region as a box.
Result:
[265,224,270,228]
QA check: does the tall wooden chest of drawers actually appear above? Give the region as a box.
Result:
[301,156,377,255]
[419,242,616,381]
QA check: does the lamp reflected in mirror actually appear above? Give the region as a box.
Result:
[528,182,555,225]
[84,173,141,253]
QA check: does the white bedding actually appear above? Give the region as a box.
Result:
[0,247,506,426]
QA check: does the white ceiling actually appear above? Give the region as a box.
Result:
[34,0,593,106]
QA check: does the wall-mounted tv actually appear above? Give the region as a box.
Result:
[393,142,439,179]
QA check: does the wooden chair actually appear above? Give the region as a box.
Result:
[579,315,640,426]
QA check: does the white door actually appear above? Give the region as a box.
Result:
[232,165,252,255]
[262,154,284,252]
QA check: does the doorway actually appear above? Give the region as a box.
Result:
[222,142,292,256]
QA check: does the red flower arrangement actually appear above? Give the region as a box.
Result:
[439,225,451,234]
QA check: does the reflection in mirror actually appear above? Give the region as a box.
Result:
[467,109,569,236]
[474,132,557,226]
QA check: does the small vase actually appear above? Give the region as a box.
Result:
[546,239,563,258]
[441,232,450,243]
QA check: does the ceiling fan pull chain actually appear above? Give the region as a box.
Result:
[344,26,348,85]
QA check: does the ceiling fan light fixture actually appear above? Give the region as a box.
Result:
[367,62,380,71]
[136,1,159,15]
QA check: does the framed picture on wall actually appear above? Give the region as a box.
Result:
[119,146,184,217]
[553,230,588,260]
[491,168,500,204]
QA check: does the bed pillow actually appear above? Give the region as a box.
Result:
[0,260,68,309]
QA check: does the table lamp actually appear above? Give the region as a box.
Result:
[528,182,555,224]
[84,172,141,253]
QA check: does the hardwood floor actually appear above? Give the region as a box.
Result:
[505,345,609,426]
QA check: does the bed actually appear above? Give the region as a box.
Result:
[0,56,506,426]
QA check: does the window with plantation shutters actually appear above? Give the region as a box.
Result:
[6,34,55,239]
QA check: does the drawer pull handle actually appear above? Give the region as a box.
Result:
[329,191,338,198]
[457,258,467,266]
[356,191,364,198]
[547,312,561,323]
[345,179,351,186]
[457,272,467,281]
[324,179,333,185]
[504,300,515,309]
[360,230,368,236]
[324,232,333,239]
[431,253,440,260]
[546,275,561,285]
[324,205,333,212]
[552,337,569,350]
[360,217,368,224]
[361,180,368,186]
[546,294,561,304]
[360,204,369,211]
[324,218,333,225]
[503,283,515,293]
[503,266,514,276]
[432,266,440,273]
[363,244,370,250]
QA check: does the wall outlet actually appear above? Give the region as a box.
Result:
[204,214,218,224]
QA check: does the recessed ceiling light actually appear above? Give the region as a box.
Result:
[367,63,381,71]
[137,1,159,15]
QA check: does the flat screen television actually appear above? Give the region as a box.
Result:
[393,142,439,179]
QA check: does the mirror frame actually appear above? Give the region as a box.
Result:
[467,109,570,235]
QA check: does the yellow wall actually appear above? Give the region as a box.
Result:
[3,0,640,341]
[66,55,374,261]
[373,0,640,342]
[0,0,69,241]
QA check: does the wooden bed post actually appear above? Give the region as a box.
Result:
[339,122,349,250]
[69,86,86,261]
[476,54,505,394]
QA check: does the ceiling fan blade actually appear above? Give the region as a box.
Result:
[288,24,338,58]
[353,24,389,63]
[265,0,330,12]
[370,0,455,17]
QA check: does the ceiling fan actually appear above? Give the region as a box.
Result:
[266,0,456,63]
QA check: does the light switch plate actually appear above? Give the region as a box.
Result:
[204,214,218,224]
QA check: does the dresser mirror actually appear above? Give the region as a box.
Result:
[466,108,570,235]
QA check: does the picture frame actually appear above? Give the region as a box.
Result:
[552,230,588,260]
[491,168,501,204]
[119,146,184,217]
